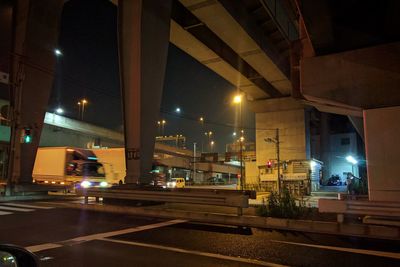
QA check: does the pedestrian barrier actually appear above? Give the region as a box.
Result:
[77,188,255,216]
[319,198,400,223]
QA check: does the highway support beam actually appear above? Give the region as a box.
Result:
[249,97,311,164]
[118,0,172,184]
[7,0,64,188]
[300,42,400,202]
[248,97,312,191]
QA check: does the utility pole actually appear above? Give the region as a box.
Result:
[193,142,196,183]
[264,128,281,194]
[276,128,281,195]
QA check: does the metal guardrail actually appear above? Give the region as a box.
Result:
[319,199,400,222]
[77,188,254,215]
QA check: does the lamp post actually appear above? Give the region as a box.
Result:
[77,99,88,120]
[210,140,215,152]
[81,99,87,120]
[346,155,358,175]
[199,117,204,153]
[205,131,212,152]
[77,101,81,119]
[233,94,244,190]
[157,120,166,136]
[264,128,281,194]
[193,142,197,183]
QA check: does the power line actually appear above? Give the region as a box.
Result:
[160,108,292,132]
[18,55,298,134]
[15,54,121,101]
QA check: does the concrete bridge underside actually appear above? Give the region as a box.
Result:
[296,0,400,201]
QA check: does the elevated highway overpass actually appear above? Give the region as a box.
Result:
[3,0,400,203]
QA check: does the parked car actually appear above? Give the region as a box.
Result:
[327,175,342,186]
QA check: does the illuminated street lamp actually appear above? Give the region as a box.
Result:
[55,107,64,114]
[77,99,88,120]
[161,120,166,135]
[54,48,62,56]
[346,155,358,165]
[175,107,181,113]
[233,94,242,104]
[233,93,244,190]
[210,140,215,152]
[205,131,213,152]
[346,155,358,174]
[81,99,87,120]
[157,120,166,136]
[77,102,81,119]
[199,117,205,152]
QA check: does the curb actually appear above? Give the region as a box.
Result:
[54,202,400,241]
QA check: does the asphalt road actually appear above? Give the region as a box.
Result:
[0,199,399,267]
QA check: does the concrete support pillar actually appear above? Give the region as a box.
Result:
[8,0,64,184]
[250,97,310,169]
[118,0,171,184]
[320,112,331,184]
[364,106,400,202]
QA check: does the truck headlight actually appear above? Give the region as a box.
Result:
[100,181,108,187]
[81,181,92,188]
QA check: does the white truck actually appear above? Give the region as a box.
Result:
[91,148,125,185]
[92,148,166,186]
[33,147,108,188]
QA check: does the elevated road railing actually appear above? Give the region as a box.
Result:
[77,188,256,216]
[319,198,400,223]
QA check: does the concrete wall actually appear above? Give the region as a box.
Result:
[364,106,400,202]
[256,108,308,167]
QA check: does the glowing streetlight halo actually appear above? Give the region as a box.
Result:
[233,94,242,104]
[346,155,358,165]
[54,48,62,56]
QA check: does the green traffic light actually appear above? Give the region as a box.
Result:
[24,135,32,143]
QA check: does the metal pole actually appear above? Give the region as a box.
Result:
[201,121,204,153]
[240,102,243,190]
[276,128,281,195]
[82,102,85,120]
[193,142,196,183]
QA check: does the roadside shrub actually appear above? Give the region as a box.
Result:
[256,190,305,219]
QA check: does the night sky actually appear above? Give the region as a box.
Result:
[50,0,255,152]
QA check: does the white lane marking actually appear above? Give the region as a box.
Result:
[25,219,187,253]
[2,203,54,209]
[0,211,13,215]
[271,240,400,260]
[0,205,34,212]
[26,243,63,253]
[67,219,187,242]
[100,238,287,267]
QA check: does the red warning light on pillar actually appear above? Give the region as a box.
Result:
[267,160,272,168]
